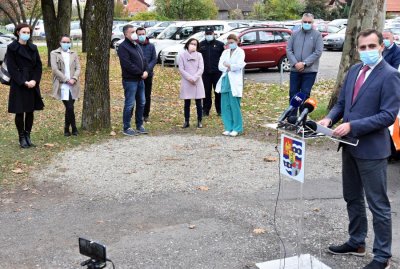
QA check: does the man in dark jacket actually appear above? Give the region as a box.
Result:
[117,24,148,136]
[136,27,157,122]
[382,30,400,70]
[199,27,225,116]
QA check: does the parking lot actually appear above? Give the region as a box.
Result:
[245,50,342,84]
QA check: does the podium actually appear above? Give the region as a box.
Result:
[256,121,357,269]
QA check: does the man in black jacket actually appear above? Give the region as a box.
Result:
[136,27,157,122]
[117,24,148,136]
[199,27,225,116]
[382,30,400,70]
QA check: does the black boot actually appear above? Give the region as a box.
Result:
[19,133,29,148]
[71,127,78,136]
[182,121,190,128]
[64,127,71,137]
[24,131,35,147]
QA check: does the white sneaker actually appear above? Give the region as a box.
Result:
[229,131,239,137]
[222,131,230,136]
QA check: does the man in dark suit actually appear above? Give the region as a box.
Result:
[319,29,400,269]
[382,30,400,70]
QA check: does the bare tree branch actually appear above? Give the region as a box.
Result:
[0,3,18,25]
[6,0,22,24]
[16,0,27,23]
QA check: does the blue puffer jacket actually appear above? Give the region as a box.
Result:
[139,38,157,76]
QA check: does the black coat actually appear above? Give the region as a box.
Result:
[199,39,225,74]
[7,40,44,114]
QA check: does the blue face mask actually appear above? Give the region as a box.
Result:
[383,39,391,48]
[20,33,30,41]
[359,50,380,65]
[229,43,237,50]
[205,35,214,42]
[302,23,312,31]
[61,43,71,51]
[138,35,146,43]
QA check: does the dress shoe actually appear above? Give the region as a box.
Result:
[182,121,190,128]
[72,127,79,136]
[328,242,366,257]
[197,121,203,128]
[363,259,390,269]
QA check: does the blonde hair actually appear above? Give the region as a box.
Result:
[227,33,239,42]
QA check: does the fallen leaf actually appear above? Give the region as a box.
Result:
[264,156,277,162]
[313,208,321,212]
[22,187,30,191]
[96,220,104,224]
[253,228,266,234]
[196,186,209,191]
[12,168,24,174]
[110,131,117,136]
[44,143,55,148]
[188,224,196,229]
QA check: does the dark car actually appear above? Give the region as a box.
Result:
[217,27,292,71]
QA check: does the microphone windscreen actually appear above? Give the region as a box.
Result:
[303,98,318,113]
[287,116,298,124]
[289,92,306,108]
[305,120,317,131]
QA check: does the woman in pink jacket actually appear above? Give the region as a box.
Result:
[178,38,205,128]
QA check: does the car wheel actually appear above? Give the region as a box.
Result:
[111,39,120,49]
[278,56,290,72]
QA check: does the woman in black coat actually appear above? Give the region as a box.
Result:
[7,23,43,148]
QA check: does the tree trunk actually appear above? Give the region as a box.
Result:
[81,0,94,53]
[81,0,114,130]
[327,0,386,109]
[41,0,72,66]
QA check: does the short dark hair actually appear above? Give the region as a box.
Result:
[184,38,199,51]
[123,24,134,35]
[357,29,383,45]
[136,27,146,33]
[14,23,32,38]
[59,34,71,42]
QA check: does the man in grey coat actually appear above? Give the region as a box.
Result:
[286,13,323,115]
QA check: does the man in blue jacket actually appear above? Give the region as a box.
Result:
[382,30,400,70]
[286,13,323,116]
[320,29,400,269]
[117,24,148,136]
[136,27,157,122]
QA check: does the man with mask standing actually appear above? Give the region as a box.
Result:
[117,24,148,136]
[199,27,225,116]
[136,27,157,123]
[382,30,400,70]
[286,13,323,116]
[319,29,400,269]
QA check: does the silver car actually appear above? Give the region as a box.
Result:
[0,36,12,63]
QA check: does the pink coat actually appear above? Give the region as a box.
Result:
[178,50,205,100]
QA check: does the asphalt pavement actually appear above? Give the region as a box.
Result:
[245,50,342,84]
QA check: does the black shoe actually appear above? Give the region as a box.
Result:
[197,121,203,128]
[328,243,366,257]
[202,110,209,117]
[19,133,29,148]
[144,116,149,122]
[64,131,71,137]
[72,128,78,136]
[24,131,35,147]
[363,260,390,269]
[182,121,190,128]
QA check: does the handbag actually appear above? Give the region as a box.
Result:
[0,54,10,85]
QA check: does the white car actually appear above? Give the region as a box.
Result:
[152,20,233,61]
[70,21,82,39]
[5,20,44,37]
[0,36,12,63]
[160,32,206,66]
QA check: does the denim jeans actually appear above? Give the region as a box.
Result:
[122,80,145,130]
[289,71,317,116]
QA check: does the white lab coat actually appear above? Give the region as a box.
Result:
[215,47,246,97]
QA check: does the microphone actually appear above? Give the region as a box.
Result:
[305,120,333,136]
[277,92,306,122]
[295,98,317,126]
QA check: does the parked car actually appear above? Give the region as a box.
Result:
[323,27,346,51]
[316,23,340,37]
[152,20,233,59]
[0,33,16,41]
[328,19,347,29]
[160,32,206,65]
[111,22,141,48]
[5,20,45,37]
[0,36,12,63]
[146,28,164,39]
[70,21,82,39]
[217,26,292,71]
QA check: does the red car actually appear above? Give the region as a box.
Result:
[217,27,292,71]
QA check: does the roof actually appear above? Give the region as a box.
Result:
[387,0,400,12]
[214,0,259,12]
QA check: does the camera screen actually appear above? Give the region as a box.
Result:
[79,237,106,262]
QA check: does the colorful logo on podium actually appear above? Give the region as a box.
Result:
[280,134,305,182]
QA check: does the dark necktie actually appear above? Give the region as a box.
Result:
[352,65,370,103]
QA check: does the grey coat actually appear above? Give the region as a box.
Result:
[50,48,81,100]
[286,29,323,73]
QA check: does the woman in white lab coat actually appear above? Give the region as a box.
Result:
[215,33,246,137]
[50,34,81,136]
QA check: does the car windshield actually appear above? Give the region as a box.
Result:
[338,28,346,34]
[157,26,179,39]
[180,32,205,44]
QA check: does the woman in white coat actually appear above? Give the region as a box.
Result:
[215,34,246,137]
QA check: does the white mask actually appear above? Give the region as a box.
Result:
[188,44,197,52]
[131,33,138,41]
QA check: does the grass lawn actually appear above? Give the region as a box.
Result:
[0,48,335,188]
